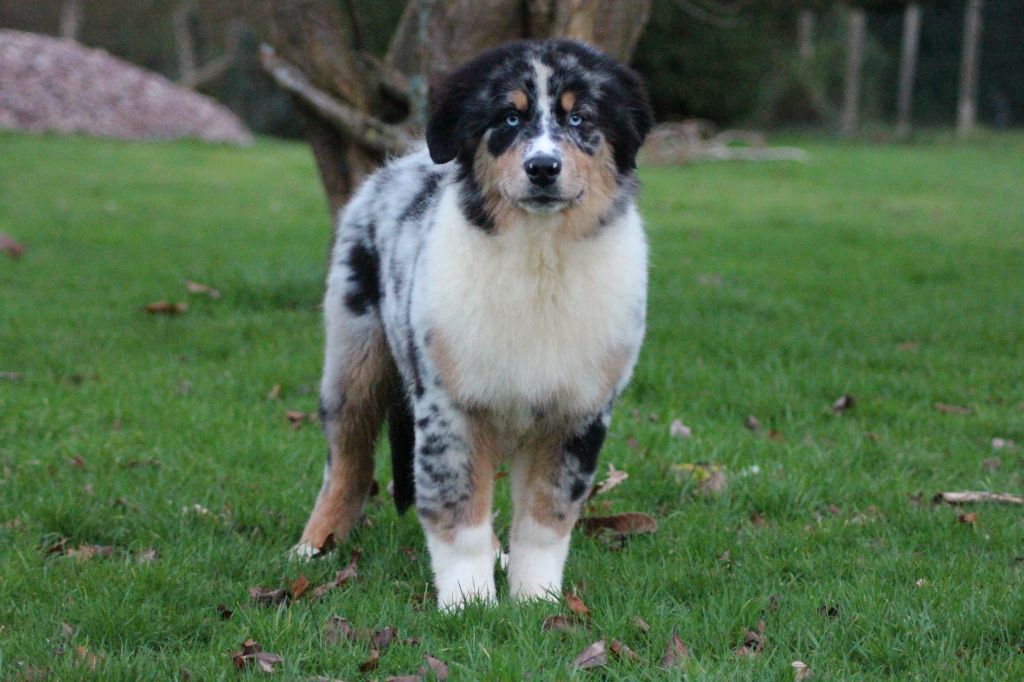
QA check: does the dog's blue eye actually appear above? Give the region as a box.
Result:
[506,113,521,127]
[568,113,583,127]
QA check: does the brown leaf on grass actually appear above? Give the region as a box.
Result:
[934,402,971,415]
[735,620,766,657]
[578,512,657,536]
[230,639,283,674]
[74,645,101,670]
[660,630,690,669]
[565,593,591,619]
[421,654,450,680]
[832,394,855,414]
[896,341,918,351]
[285,411,308,430]
[632,616,651,634]
[358,648,380,673]
[66,544,115,562]
[609,639,640,662]
[672,462,727,494]
[290,575,310,600]
[750,512,767,527]
[69,454,85,469]
[144,301,188,315]
[542,614,587,633]
[817,604,840,619]
[323,616,355,645]
[311,551,360,601]
[43,537,68,555]
[571,639,607,670]
[183,279,221,299]
[958,512,979,525]
[933,491,1024,506]
[590,463,628,499]
[792,660,813,680]
[216,604,233,620]
[136,548,159,564]
[266,384,282,400]
[249,586,289,607]
[0,233,26,259]
[768,428,784,441]
[744,415,761,432]
[371,626,397,654]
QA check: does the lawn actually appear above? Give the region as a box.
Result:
[1,130,1023,680]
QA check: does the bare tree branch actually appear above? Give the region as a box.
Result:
[261,46,415,156]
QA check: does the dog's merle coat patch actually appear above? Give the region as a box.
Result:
[296,40,653,609]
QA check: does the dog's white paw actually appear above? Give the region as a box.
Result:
[290,542,324,561]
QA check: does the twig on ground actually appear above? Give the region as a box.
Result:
[933,491,1024,506]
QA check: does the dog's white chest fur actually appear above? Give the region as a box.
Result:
[418,187,647,418]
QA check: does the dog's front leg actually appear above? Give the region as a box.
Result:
[414,403,498,610]
[508,414,607,600]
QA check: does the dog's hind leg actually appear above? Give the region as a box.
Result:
[295,234,394,558]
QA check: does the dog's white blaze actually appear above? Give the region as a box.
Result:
[420,186,647,418]
[424,522,498,610]
[527,59,560,159]
[508,515,571,600]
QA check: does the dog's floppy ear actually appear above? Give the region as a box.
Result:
[425,74,472,165]
[605,63,654,173]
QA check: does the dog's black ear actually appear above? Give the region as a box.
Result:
[425,75,470,165]
[606,63,654,173]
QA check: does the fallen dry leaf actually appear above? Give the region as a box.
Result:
[267,384,282,400]
[358,648,380,673]
[933,491,1024,506]
[750,512,767,527]
[832,394,855,414]
[934,402,971,415]
[590,463,628,498]
[633,616,651,634]
[896,341,918,351]
[249,586,289,607]
[735,620,766,658]
[65,544,115,562]
[323,616,355,645]
[311,551,360,601]
[285,410,309,430]
[578,512,657,536]
[792,660,813,680]
[144,301,188,315]
[183,279,221,299]
[230,639,283,674]
[565,593,591,619]
[290,575,310,601]
[744,415,761,432]
[372,626,397,654]
[660,630,690,668]
[958,512,979,525]
[670,419,692,439]
[69,454,85,469]
[74,645,101,670]
[672,462,727,494]
[0,233,26,259]
[817,604,840,619]
[609,639,640,662]
[136,548,158,564]
[542,614,587,633]
[571,639,607,670]
[217,604,233,620]
[421,654,449,680]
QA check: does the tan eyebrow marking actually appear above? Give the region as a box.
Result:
[510,89,528,112]
[560,91,576,112]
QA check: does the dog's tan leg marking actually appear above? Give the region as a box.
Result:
[296,327,393,557]
[507,432,582,600]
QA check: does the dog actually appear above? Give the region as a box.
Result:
[294,39,653,610]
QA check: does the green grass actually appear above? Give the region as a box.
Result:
[1,130,1023,680]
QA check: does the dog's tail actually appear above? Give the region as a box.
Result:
[387,387,415,514]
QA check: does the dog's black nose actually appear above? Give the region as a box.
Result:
[524,155,561,186]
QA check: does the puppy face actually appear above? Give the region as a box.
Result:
[427,40,653,231]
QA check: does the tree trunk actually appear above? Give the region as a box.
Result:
[957,0,984,138]
[839,7,866,138]
[895,3,921,139]
[263,0,651,219]
[59,0,82,42]
[797,10,815,61]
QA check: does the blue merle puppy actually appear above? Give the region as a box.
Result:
[294,39,653,610]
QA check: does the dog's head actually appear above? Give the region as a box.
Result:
[427,40,652,229]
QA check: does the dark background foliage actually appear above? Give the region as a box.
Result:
[2,0,1021,134]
